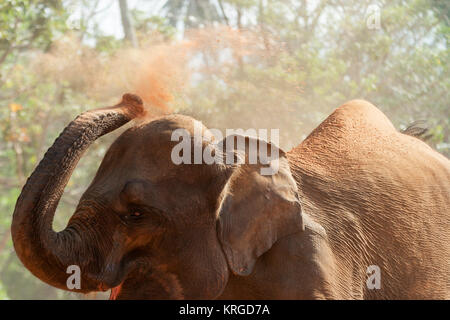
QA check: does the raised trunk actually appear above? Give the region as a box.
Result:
[11,94,144,292]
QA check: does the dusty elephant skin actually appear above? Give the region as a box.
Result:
[11,94,450,299]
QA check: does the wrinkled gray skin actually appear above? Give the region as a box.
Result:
[12,95,450,299]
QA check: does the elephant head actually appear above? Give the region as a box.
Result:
[12,94,304,299]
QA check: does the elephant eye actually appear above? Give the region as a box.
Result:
[121,205,166,224]
[121,209,144,221]
[127,211,144,220]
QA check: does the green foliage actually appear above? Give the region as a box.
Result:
[132,11,176,41]
[179,0,449,152]
[95,35,123,54]
[0,0,67,52]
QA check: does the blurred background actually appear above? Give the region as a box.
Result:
[0,0,448,299]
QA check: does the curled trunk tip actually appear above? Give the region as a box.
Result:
[119,93,145,118]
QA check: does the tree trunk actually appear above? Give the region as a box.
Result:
[118,0,138,48]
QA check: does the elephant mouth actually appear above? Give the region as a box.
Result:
[109,283,124,300]
[101,256,149,299]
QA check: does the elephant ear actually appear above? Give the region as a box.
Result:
[216,135,304,276]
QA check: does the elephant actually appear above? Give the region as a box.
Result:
[11,93,450,299]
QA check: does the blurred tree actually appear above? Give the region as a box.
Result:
[131,10,176,45]
[0,0,72,299]
[163,0,225,29]
[119,0,138,47]
[179,0,449,152]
